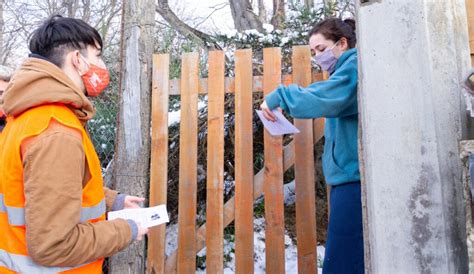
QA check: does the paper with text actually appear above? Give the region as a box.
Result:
[108,205,169,228]
[256,109,300,136]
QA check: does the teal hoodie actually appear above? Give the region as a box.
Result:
[265,48,359,185]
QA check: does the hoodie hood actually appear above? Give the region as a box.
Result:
[0,57,95,122]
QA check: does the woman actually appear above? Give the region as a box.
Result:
[260,18,363,274]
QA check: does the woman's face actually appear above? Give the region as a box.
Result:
[309,33,348,59]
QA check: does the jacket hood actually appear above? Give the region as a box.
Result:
[0,57,95,122]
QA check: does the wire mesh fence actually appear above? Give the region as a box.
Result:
[87,88,118,173]
[87,88,119,274]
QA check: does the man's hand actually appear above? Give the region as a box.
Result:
[124,196,145,209]
[135,224,149,241]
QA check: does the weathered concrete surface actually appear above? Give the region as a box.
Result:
[357,0,471,273]
[460,141,474,273]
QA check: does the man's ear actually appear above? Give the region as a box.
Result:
[71,50,86,75]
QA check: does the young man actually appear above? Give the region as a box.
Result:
[0,65,13,132]
[0,15,148,273]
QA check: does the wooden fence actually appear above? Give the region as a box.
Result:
[146,46,327,274]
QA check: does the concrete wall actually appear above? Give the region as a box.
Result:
[357,0,471,273]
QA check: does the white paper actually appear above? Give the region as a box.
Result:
[108,205,169,228]
[256,109,300,136]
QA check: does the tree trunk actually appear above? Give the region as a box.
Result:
[229,0,263,32]
[304,0,314,9]
[257,0,267,23]
[270,0,285,29]
[110,0,154,273]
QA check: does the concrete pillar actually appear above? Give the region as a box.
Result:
[357,1,471,273]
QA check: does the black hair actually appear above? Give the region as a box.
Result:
[29,15,103,67]
[308,18,356,48]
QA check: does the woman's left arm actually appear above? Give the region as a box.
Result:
[265,58,358,119]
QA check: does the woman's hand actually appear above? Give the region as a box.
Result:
[260,101,277,122]
[124,196,145,209]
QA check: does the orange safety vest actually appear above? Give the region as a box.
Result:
[0,104,106,273]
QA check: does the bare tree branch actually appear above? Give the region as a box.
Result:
[194,2,228,29]
[156,0,220,50]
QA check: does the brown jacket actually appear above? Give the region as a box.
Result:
[1,57,133,266]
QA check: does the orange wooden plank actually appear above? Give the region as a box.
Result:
[291,46,317,274]
[205,51,226,273]
[164,134,326,273]
[177,52,199,274]
[164,69,327,274]
[263,47,285,274]
[147,54,170,274]
[168,72,324,95]
[234,49,254,274]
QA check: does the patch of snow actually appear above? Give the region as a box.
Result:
[189,217,325,273]
[281,37,290,46]
[244,29,260,36]
[284,180,296,205]
[263,23,274,33]
[168,98,207,126]
[168,110,181,126]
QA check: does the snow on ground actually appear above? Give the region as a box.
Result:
[168,98,207,126]
[164,217,325,273]
[284,180,296,205]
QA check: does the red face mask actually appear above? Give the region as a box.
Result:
[80,56,110,97]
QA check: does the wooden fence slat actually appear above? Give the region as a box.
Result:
[164,75,326,274]
[205,51,226,273]
[263,47,285,274]
[292,46,317,273]
[234,49,254,274]
[177,52,199,274]
[168,72,324,95]
[147,54,170,274]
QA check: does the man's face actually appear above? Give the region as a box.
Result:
[67,41,107,94]
[82,42,106,69]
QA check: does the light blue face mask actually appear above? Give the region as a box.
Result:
[312,40,340,73]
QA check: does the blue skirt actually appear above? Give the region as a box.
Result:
[323,181,364,274]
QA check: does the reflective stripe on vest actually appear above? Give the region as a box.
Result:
[0,248,87,274]
[0,194,106,226]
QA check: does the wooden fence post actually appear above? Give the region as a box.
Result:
[147,54,170,274]
[234,49,255,274]
[177,52,199,274]
[292,45,317,273]
[206,51,226,273]
[263,47,285,274]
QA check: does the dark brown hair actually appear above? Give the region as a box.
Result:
[29,15,103,67]
[308,18,356,48]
